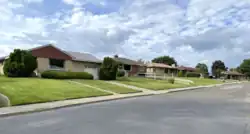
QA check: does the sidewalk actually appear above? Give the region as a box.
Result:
[0,81,247,117]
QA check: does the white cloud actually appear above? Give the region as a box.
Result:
[1,0,250,69]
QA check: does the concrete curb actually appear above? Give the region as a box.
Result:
[0,81,247,117]
[0,93,153,118]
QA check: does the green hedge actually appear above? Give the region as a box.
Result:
[186,72,201,77]
[41,70,93,79]
[117,70,125,77]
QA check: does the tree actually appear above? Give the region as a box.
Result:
[99,57,118,80]
[211,60,226,78]
[3,49,37,77]
[239,59,250,77]
[152,56,177,66]
[195,63,208,77]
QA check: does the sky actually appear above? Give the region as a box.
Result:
[1,0,250,69]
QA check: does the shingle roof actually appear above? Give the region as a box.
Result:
[65,51,102,63]
[222,71,245,76]
[113,57,141,66]
[147,63,176,69]
[177,66,197,71]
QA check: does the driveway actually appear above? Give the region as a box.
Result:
[0,83,250,134]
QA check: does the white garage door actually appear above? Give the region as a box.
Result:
[84,68,99,80]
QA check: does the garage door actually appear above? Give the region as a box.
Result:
[84,68,99,80]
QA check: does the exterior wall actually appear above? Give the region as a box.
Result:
[31,45,72,60]
[146,67,165,75]
[65,61,100,72]
[36,57,50,73]
[128,65,139,76]
[155,68,165,75]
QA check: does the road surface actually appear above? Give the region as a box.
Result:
[0,83,250,134]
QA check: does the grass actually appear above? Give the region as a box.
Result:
[180,77,224,86]
[0,77,110,106]
[117,77,187,90]
[74,80,140,94]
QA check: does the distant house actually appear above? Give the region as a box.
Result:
[0,44,102,79]
[177,66,197,74]
[146,62,178,76]
[221,71,247,80]
[113,55,146,76]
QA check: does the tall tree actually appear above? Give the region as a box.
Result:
[195,63,208,75]
[211,60,226,78]
[239,59,250,77]
[152,56,177,66]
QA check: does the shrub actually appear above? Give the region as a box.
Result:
[178,70,184,77]
[0,93,10,108]
[41,70,93,79]
[99,57,118,80]
[4,49,37,77]
[117,70,125,77]
[186,72,201,77]
[167,78,175,84]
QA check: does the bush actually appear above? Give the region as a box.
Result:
[178,70,184,77]
[117,70,125,77]
[0,93,10,108]
[186,72,201,77]
[167,78,175,84]
[99,57,118,80]
[41,70,93,79]
[4,49,37,77]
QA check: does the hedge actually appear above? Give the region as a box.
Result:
[186,72,201,77]
[41,70,93,79]
[117,70,125,77]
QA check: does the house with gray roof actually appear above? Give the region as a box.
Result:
[0,44,102,79]
[113,55,146,76]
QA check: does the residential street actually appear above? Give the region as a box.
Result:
[0,83,250,134]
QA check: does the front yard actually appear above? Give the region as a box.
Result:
[0,77,111,106]
[74,80,140,94]
[117,77,188,90]
[116,77,226,90]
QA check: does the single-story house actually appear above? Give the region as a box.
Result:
[177,66,197,74]
[0,44,102,79]
[221,71,247,80]
[113,55,146,76]
[146,62,178,76]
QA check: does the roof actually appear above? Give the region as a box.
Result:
[65,51,102,63]
[222,71,245,76]
[147,62,176,69]
[177,66,197,71]
[113,57,141,66]
[0,44,101,63]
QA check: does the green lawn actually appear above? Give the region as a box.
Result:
[74,80,140,94]
[0,77,110,106]
[117,77,187,90]
[181,77,224,86]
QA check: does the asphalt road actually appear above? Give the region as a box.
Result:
[0,83,250,134]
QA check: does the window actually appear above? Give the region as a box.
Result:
[49,59,65,69]
[124,64,131,71]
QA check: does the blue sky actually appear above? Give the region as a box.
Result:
[1,0,250,69]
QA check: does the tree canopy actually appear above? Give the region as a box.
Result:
[211,60,226,78]
[195,63,208,74]
[238,59,250,77]
[152,56,177,66]
[3,49,37,77]
[99,57,118,80]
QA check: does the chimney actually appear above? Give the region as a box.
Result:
[114,54,118,58]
